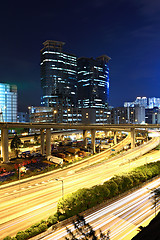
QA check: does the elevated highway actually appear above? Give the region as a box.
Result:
[0,135,160,238]
[0,122,157,163]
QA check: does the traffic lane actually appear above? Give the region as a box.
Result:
[0,148,159,238]
[0,168,112,238]
[0,135,131,193]
[0,151,158,220]
[1,143,158,203]
[40,177,160,240]
[0,201,57,239]
[0,151,159,228]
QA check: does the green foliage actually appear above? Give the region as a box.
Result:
[11,135,21,150]
[38,222,48,232]
[10,135,22,157]
[3,160,160,240]
[16,231,29,240]
[3,237,12,240]
[104,180,118,197]
[57,161,160,220]
[47,215,58,227]
[59,214,67,221]
[13,221,48,240]
[121,175,133,191]
[131,170,147,182]
[129,172,141,187]
[91,184,110,204]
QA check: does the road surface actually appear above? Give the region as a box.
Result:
[0,136,159,239]
[40,177,160,240]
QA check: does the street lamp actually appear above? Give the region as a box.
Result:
[53,110,57,123]
[19,165,21,191]
[67,109,70,123]
[55,178,64,199]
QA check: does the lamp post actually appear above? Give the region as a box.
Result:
[67,108,70,123]
[18,164,22,191]
[53,110,57,123]
[55,178,64,199]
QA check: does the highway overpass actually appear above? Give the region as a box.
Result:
[0,122,159,163]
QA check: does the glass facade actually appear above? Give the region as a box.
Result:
[40,40,77,109]
[148,97,160,108]
[77,56,110,109]
[0,83,17,122]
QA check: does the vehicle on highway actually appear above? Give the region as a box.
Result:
[47,155,63,165]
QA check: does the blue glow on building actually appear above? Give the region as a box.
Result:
[0,83,17,122]
[77,55,110,109]
[40,40,77,109]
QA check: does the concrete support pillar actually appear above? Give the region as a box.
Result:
[131,128,135,149]
[91,129,96,154]
[1,128,9,163]
[114,131,117,145]
[105,131,111,138]
[40,129,45,155]
[46,128,51,157]
[83,130,88,148]
[61,135,64,141]
[105,131,108,138]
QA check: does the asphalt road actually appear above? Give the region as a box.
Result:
[0,136,159,239]
[40,177,160,240]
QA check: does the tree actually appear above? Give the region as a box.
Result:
[150,187,160,216]
[65,215,110,240]
[10,135,22,158]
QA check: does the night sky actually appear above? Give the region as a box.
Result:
[1,0,160,112]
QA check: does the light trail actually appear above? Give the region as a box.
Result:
[0,136,159,239]
[40,177,160,240]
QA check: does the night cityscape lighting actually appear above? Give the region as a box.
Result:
[0,1,160,112]
[1,1,160,240]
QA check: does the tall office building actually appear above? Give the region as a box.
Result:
[40,40,77,109]
[0,83,17,122]
[148,97,160,108]
[77,55,110,109]
[135,97,148,108]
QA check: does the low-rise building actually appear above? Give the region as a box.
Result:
[17,112,29,122]
[145,108,160,124]
[29,106,112,124]
[111,106,145,124]
[29,106,82,124]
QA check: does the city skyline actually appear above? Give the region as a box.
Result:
[1,0,160,111]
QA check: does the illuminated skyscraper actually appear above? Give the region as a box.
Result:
[40,40,77,109]
[0,83,17,122]
[77,55,110,109]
